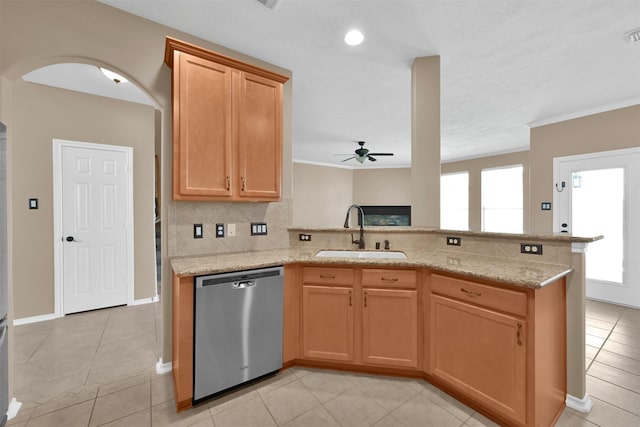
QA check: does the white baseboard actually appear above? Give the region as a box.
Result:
[13,313,57,326]
[566,393,593,413]
[156,358,172,375]
[7,398,22,420]
[131,295,159,306]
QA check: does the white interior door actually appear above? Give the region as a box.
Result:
[55,140,133,314]
[554,148,640,308]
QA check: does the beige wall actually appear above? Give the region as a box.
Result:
[442,151,530,232]
[10,80,157,317]
[1,0,292,366]
[353,168,411,206]
[530,105,640,233]
[292,164,412,227]
[292,162,353,227]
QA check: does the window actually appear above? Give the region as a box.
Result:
[440,172,469,230]
[481,165,523,233]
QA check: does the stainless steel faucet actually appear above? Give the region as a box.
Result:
[344,204,365,249]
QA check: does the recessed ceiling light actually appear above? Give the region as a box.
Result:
[344,29,364,46]
[99,67,128,84]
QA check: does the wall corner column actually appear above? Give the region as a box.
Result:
[411,56,440,227]
[565,243,592,413]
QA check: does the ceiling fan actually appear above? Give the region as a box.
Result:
[337,141,394,163]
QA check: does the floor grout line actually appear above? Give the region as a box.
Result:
[586,307,624,373]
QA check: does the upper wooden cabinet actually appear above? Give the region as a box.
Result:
[164,37,289,202]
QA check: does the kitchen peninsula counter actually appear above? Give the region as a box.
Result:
[169,228,601,424]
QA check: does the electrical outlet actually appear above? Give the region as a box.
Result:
[521,243,543,255]
[193,224,203,239]
[299,233,312,241]
[446,236,461,246]
[227,223,236,237]
[215,223,225,238]
[251,222,268,236]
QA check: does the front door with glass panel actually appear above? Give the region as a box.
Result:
[554,148,640,308]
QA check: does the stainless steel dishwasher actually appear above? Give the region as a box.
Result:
[193,266,283,402]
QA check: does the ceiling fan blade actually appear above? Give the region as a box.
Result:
[342,156,357,162]
[368,156,378,162]
[367,152,394,156]
[333,153,356,156]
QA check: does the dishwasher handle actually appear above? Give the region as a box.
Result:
[232,280,256,289]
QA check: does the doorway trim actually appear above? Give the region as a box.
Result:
[552,146,640,233]
[52,139,134,318]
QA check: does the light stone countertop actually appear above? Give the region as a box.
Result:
[170,247,573,289]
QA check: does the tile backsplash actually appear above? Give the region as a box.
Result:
[168,198,291,257]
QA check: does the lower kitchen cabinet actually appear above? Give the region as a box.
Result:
[430,293,526,423]
[428,273,566,427]
[362,288,418,368]
[302,285,354,361]
[299,266,420,370]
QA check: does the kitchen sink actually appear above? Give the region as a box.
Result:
[315,250,408,259]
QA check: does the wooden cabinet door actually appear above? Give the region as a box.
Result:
[235,71,283,200]
[302,285,354,362]
[362,288,418,368]
[430,294,526,424]
[174,52,232,199]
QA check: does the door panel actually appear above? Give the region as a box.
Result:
[61,144,130,314]
[302,285,354,361]
[176,52,233,198]
[430,294,526,424]
[236,72,282,199]
[362,288,418,368]
[555,149,640,307]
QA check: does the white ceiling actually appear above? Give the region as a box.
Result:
[26,0,640,168]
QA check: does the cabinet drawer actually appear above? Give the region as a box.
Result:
[431,274,527,317]
[362,269,417,289]
[303,267,354,286]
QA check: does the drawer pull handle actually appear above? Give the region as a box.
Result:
[319,274,335,279]
[517,323,523,346]
[461,287,482,297]
[381,277,399,282]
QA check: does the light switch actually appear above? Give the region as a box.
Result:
[193,224,203,239]
[251,222,268,236]
[29,198,38,209]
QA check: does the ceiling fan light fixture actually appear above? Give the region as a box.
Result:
[99,67,127,84]
[344,29,364,46]
[625,28,640,43]
[356,156,366,164]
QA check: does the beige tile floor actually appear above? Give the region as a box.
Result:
[7,299,640,426]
